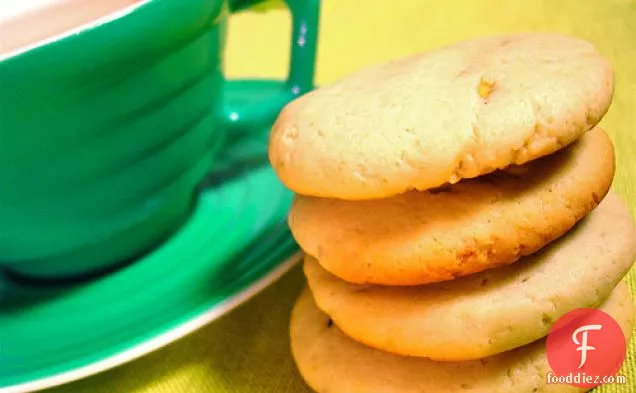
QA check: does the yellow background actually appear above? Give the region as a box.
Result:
[50,0,635,392]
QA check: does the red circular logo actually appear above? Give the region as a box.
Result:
[546,308,627,388]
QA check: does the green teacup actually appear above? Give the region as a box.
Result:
[0,0,319,280]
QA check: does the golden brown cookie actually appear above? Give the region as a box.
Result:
[290,282,633,393]
[269,33,614,200]
[303,192,636,361]
[290,127,615,286]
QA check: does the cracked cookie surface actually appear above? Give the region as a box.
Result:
[269,33,614,200]
[290,128,615,286]
[290,281,633,393]
[302,192,636,361]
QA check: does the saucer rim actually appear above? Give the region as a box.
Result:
[0,251,302,393]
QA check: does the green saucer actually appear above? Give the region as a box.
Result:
[0,113,300,392]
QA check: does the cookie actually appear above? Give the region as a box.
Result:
[290,127,615,286]
[303,191,636,361]
[269,33,614,200]
[290,281,634,393]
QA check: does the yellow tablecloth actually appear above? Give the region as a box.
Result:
[49,0,635,391]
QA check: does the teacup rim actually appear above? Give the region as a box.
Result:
[0,0,227,76]
[0,0,150,63]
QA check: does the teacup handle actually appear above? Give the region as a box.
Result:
[223,0,320,139]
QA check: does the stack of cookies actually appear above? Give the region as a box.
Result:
[268,33,636,393]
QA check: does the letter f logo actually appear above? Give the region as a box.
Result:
[572,324,603,368]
